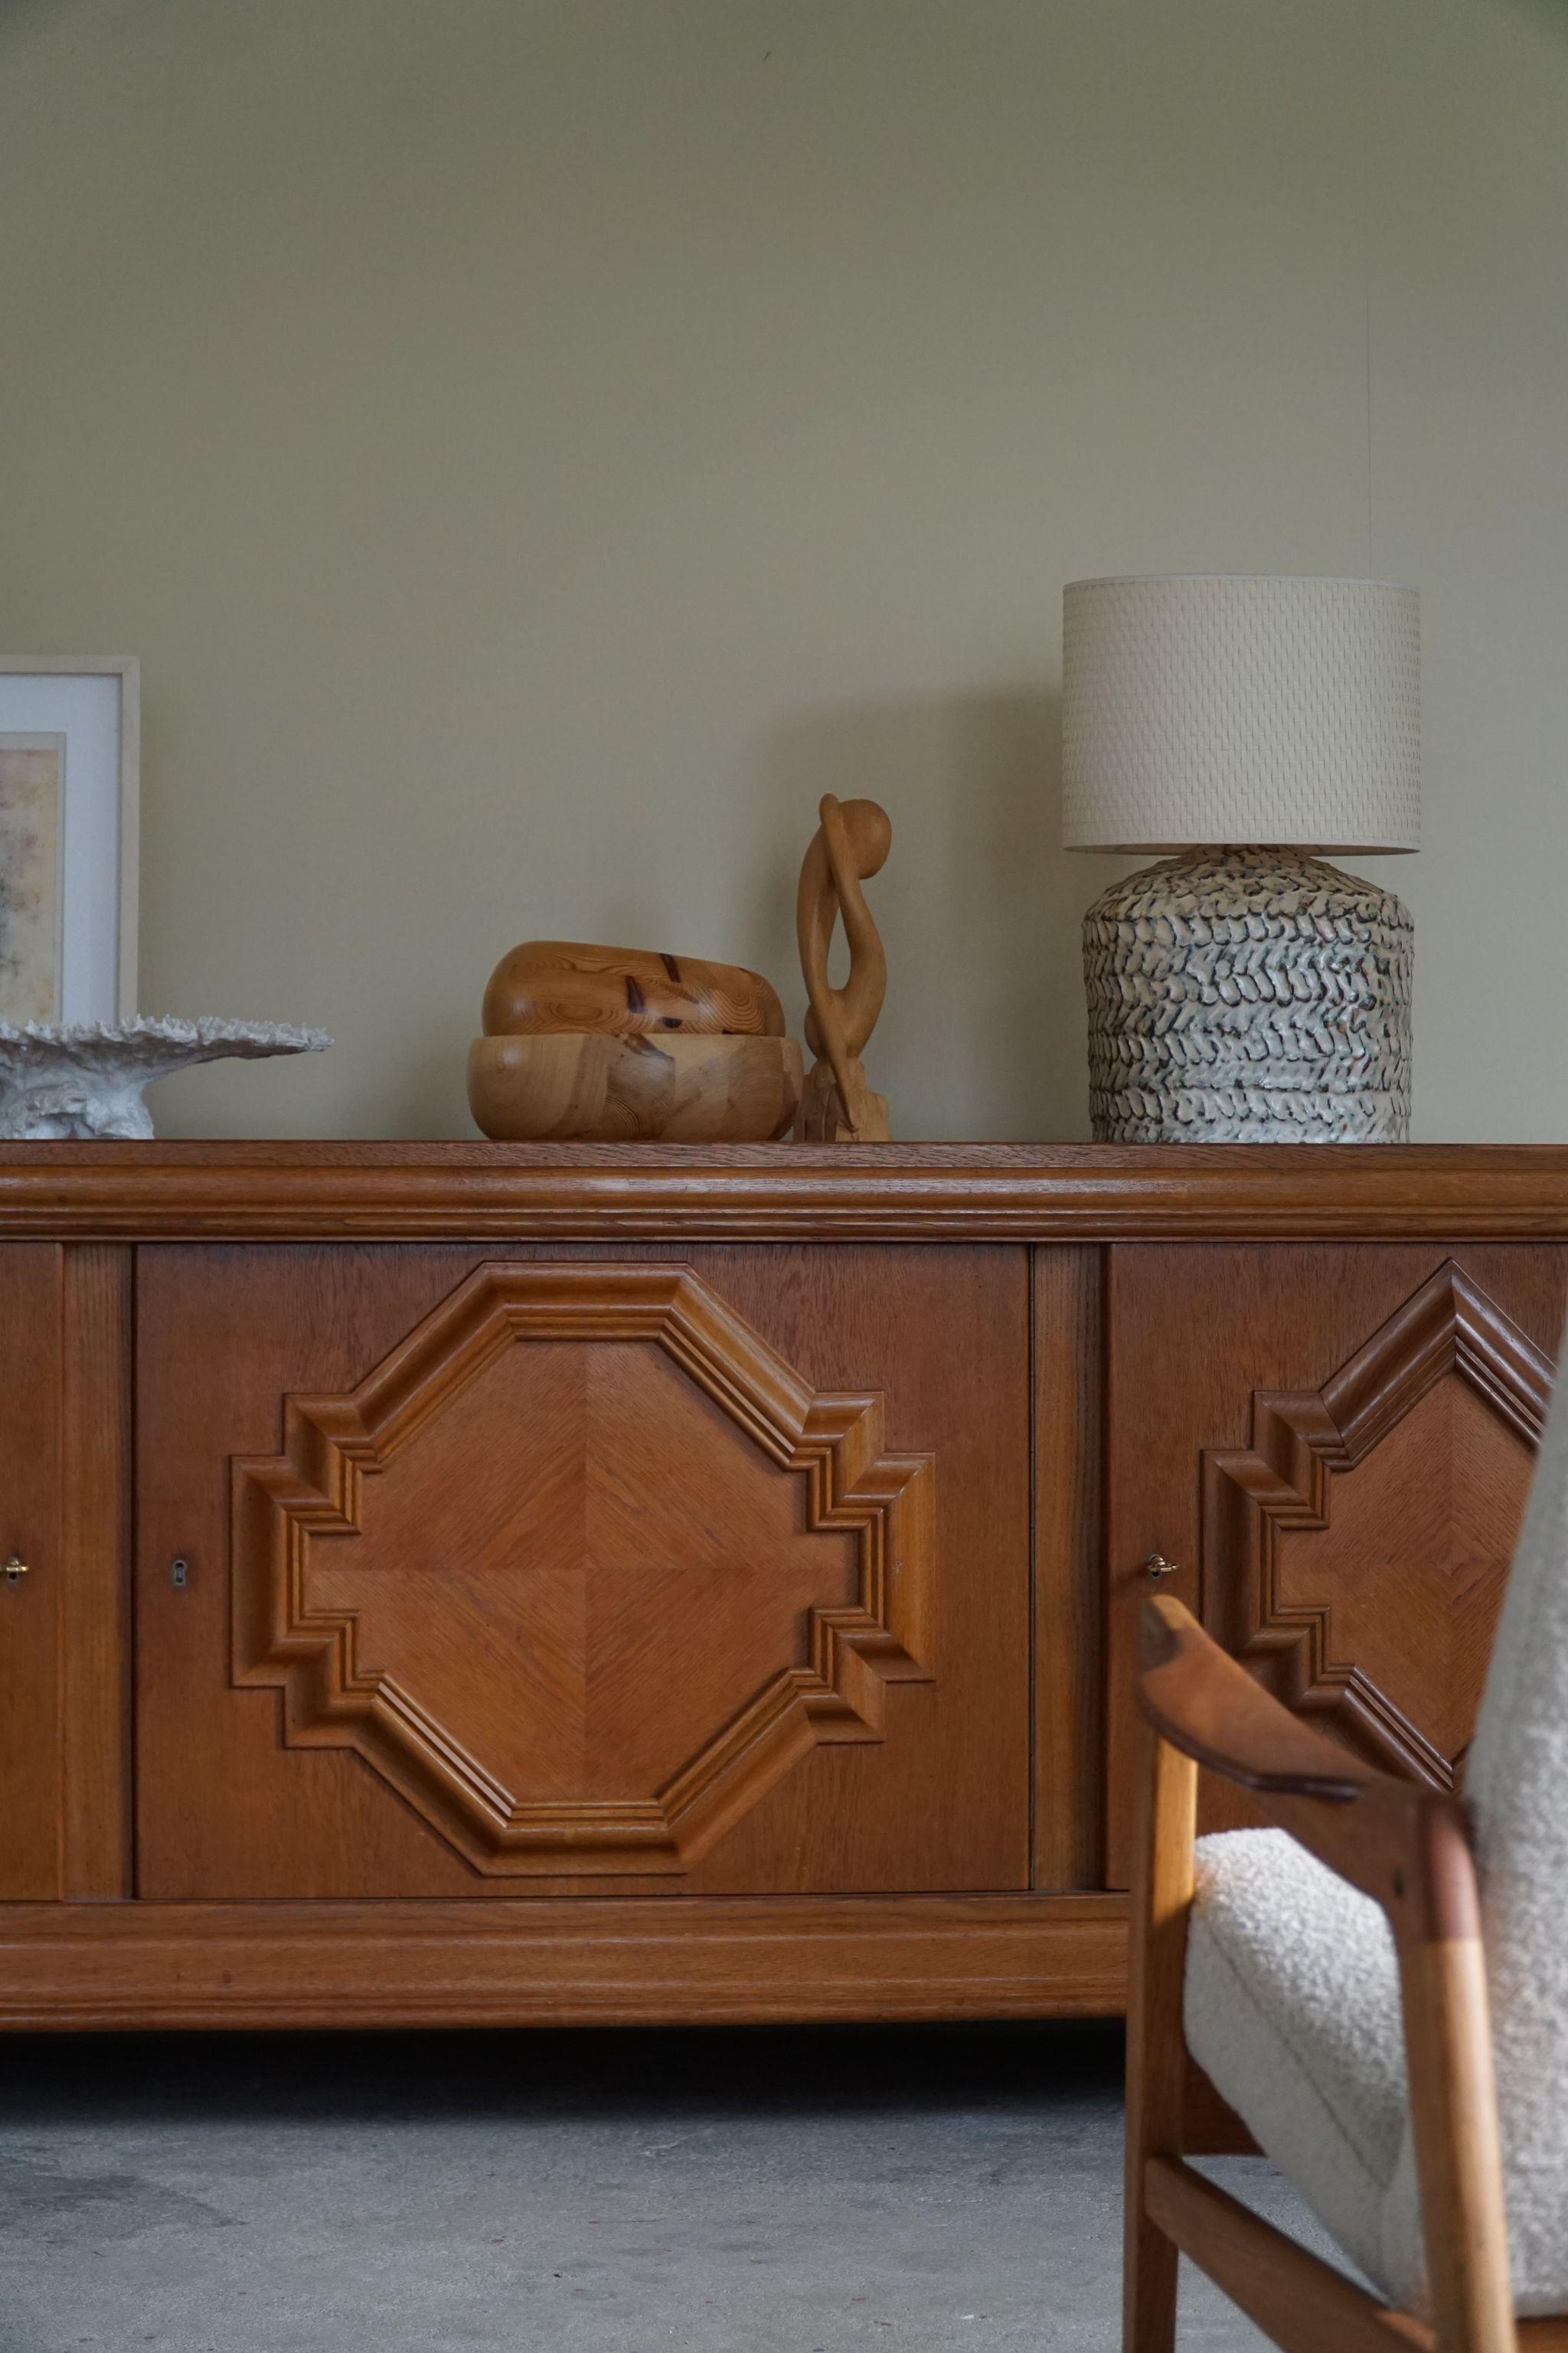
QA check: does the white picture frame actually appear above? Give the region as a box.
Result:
[0,657,139,1023]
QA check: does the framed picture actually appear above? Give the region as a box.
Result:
[0,658,139,1024]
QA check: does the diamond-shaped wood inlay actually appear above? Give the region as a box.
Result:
[232,1263,934,1874]
[1201,1260,1551,1787]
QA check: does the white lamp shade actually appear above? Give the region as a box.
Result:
[1061,575,1420,853]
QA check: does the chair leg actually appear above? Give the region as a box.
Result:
[1400,1926,1516,2353]
[1124,1721,1198,2353]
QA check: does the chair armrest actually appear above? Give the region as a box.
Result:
[1136,1596,1478,1940]
[1138,1594,1379,1796]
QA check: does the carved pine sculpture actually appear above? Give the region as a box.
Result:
[795,794,892,1142]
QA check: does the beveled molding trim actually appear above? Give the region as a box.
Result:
[233,1262,935,1874]
[0,1892,1128,2029]
[1202,1261,1553,1788]
[2,1141,1568,1240]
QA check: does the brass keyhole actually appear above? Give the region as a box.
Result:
[1145,1552,1179,1580]
[3,1554,28,1585]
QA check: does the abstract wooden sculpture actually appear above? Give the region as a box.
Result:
[795,794,892,1142]
[469,940,801,1142]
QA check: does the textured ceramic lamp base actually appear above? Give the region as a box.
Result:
[1083,845,1413,1143]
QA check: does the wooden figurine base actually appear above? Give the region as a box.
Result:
[796,1057,890,1143]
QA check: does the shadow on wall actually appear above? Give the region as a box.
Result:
[758,691,1106,1141]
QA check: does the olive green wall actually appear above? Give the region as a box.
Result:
[1,0,1563,1139]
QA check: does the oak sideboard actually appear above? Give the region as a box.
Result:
[4,1139,1567,2031]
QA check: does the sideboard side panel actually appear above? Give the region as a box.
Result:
[61,1246,133,1898]
[0,1244,64,1899]
[1031,1245,1105,1890]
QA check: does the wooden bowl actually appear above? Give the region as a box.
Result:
[468,1031,803,1143]
[482,941,786,1041]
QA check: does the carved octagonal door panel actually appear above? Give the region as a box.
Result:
[135,1242,1029,1899]
[1200,1262,1550,1789]
[1105,1243,1568,1881]
[230,1262,933,1877]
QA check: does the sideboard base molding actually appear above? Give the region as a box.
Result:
[0,1894,1127,2031]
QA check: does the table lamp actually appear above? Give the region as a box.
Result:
[1061,574,1419,1142]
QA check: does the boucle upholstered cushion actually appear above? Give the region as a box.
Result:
[1183,1828,1413,2302]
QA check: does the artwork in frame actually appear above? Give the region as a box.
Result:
[0,659,139,1023]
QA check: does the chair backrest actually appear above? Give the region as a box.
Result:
[1467,1346,1568,1921]
[1453,1347,1568,2299]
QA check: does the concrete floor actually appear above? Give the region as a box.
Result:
[0,2022,1331,2351]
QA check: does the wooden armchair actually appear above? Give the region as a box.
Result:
[1125,1566,1568,2351]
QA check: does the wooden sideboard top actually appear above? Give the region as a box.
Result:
[0,1139,1566,1240]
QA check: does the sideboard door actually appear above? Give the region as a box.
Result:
[1104,1242,1568,1884]
[133,1243,1029,1899]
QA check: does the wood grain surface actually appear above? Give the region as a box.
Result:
[0,1246,64,1898]
[5,1145,1566,2036]
[1,1142,1567,1240]
[795,795,892,1142]
[60,1247,132,1897]
[467,1031,802,1142]
[1032,1243,1105,1889]
[1104,1242,1568,1881]
[228,1260,934,1875]
[481,940,787,1038]
[136,1241,1028,1901]
[0,1891,1125,2030]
